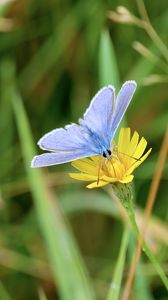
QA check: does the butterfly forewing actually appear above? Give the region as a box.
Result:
[109,81,137,143]
[79,86,115,146]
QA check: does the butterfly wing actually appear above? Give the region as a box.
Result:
[31,123,99,167]
[32,86,115,167]
[79,85,115,148]
[109,80,137,143]
[37,123,98,152]
[31,82,136,168]
[31,148,95,167]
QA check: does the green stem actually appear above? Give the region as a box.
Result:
[106,227,129,300]
[126,196,168,290]
[112,183,168,291]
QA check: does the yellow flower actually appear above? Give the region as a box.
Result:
[69,128,152,189]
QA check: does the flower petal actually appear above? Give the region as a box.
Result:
[69,172,97,181]
[90,155,100,162]
[69,127,151,187]
[133,137,147,159]
[119,131,139,169]
[117,128,132,168]
[126,148,152,174]
[71,158,98,175]
[118,128,131,154]
[119,175,134,183]
[129,131,139,155]
[124,131,139,169]
[102,175,118,183]
[86,180,109,189]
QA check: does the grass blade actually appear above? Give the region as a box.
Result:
[10,61,95,300]
[0,282,12,300]
[128,237,154,300]
[99,30,120,89]
[106,228,129,300]
[38,288,48,300]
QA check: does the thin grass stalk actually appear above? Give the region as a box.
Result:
[11,62,95,300]
[106,228,129,300]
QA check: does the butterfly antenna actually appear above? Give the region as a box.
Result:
[115,148,141,170]
[115,148,141,162]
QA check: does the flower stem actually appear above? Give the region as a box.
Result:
[124,189,168,290]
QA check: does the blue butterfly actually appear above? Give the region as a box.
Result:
[31,81,137,168]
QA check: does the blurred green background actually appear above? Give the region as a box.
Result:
[0,0,168,299]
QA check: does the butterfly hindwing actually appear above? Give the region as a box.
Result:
[31,149,95,167]
[38,124,98,152]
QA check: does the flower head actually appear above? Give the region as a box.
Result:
[69,128,152,189]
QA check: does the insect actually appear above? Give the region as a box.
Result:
[31,81,137,168]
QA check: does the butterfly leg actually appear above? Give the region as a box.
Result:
[103,156,117,178]
[109,158,117,177]
[97,157,104,185]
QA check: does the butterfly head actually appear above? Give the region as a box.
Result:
[102,149,112,159]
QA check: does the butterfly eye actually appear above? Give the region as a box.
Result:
[102,151,107,158]
[107,150,111,156]
[102,150,111,158]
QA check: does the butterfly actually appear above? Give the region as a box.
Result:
[31,81,137,168]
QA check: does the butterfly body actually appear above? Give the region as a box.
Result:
[80,125,111,155]
[31,81,137,168]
